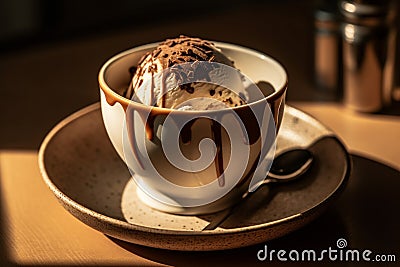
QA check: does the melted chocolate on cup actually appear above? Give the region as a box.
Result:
[113,36,277,188]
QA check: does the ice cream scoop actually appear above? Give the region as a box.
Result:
[124,35,246,110]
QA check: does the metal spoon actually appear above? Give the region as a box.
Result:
[202,148,313,231]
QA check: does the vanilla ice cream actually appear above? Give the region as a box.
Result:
[124,35,246,110]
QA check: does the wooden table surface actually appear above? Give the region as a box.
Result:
[1,102,399,266]
[1,1,399,266]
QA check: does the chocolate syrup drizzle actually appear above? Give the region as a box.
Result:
[211,120,225,187]
[109,36,280,188]
[104,88,270,187]
[123,36,235,186]
[124,35,234,108]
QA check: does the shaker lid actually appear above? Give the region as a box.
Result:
[339,0,396,24]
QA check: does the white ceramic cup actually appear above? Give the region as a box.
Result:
[99,42,287,215]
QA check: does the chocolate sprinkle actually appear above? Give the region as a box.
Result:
[125,35,237,104]
[129,66,137,76]
[180,83,195,94]
[153,49,161,58]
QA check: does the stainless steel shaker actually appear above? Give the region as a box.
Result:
[340,0,397,112]
[314,0,342,96]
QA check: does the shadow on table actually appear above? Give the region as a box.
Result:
[0,154,398,266]
[109,154,400,267]
[376,101,400,116]
[0,163,13,267]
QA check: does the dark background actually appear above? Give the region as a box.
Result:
[0,0,399,149]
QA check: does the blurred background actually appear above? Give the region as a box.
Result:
[0,0,399,149]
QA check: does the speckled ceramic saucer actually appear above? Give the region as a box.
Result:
[38,103,350,251]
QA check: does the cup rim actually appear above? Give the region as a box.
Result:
[98,41,288,112]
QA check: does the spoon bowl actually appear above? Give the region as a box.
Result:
[267,149,314,181]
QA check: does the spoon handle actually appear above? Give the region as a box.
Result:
[201,208,235,231]
[202,149,313,231]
